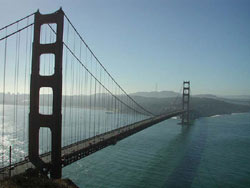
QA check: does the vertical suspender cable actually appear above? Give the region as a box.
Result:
[63,21,69,147]
[89,54,92,138]
[93,59,97,141]
[84,46,88,143]
[2,28,8,167]
[98,68,101,135]
[79,41,82,143]
[23,18,29,159]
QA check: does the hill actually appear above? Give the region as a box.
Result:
[131,91,180,98]
[131,95,250,118]
[1,92,249,119]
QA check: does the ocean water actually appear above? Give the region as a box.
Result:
[0,104,147,166]
[63,113,250,188]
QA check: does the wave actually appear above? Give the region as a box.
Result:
[210,115,221,118]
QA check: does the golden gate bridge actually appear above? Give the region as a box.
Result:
[0,9,190,179]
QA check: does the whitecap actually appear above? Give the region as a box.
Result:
[211,115,221,118]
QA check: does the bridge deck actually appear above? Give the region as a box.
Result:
[0,110,185,179]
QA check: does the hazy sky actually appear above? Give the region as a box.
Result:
[0,0,249,95]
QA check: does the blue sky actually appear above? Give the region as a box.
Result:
[0,0,249,95]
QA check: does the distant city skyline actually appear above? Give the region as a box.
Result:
[0,0,249,95]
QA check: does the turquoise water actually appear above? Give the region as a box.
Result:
[63,113,250,188]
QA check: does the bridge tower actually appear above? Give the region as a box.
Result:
[29,9,64,178]
[181,81,190,125]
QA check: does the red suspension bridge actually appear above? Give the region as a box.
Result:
[0,9,190,179]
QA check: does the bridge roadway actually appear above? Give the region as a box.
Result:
[0,110,185,179]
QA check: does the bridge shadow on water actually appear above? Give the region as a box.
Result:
[164,122,208,188]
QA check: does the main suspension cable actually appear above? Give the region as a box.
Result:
[63,13,155,117]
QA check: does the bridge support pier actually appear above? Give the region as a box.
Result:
[181,81,190,125]
[29,9,64,179]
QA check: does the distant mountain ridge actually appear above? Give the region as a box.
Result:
[131,91,219,99]
[220,95,250,99]
[131,95,250,118]
[0,92,249,119]
[130,91,250,101]
[130,90,250,116]
[131,91,180,98]
[194,94,217,98]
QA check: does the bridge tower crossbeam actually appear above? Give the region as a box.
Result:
[29,9,64,179]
